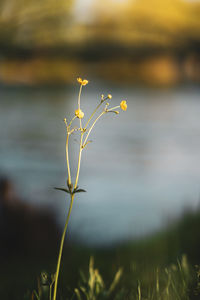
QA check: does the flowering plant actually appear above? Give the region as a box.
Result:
[53,78,127,300]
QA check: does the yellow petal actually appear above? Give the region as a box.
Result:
[75,109,84,119]
[120,100,127,111]
[82,79,89,86]
[77,77,83,84]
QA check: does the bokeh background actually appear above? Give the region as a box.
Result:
[0,0,200,298]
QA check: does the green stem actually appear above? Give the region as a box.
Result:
[69,116,76,128]
[107,105,120,111]
[78,85,83,130]
[83,111,105,147]
[66,133,71,184]
[74,133,83,189]
[84,102,102,129]
[50,283,52,300]
[78,85,82,111]
[53,85,85,300]
[53,195,74,300]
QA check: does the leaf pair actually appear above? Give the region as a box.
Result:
[54,186,86,195]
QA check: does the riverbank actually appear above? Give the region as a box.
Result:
[0,53,199,87]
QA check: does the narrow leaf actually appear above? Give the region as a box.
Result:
[54,187,70,194]
[73,186,79,192]
[74,189,87,194]
[74,288,82,300]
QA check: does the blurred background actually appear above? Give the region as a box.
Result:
[0,0,200,298]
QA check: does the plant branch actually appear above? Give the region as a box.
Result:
[53,195,74,300]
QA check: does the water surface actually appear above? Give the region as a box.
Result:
[0,83,200,245]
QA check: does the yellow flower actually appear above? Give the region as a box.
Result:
[120,100,127,111]
[107,94,112,99]
[77,77,89,86]
[82,79,89,86]
[77,77,83,84]
[75,109,84,119]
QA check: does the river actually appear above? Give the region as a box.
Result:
[0,82,200,245]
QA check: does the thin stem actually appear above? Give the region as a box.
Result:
[53,195,74,300]
[84,101,102,129]
[78,85,82,110]
[78,85,83,130]
[50,283,52,300]
[83,111,105,147]
[53,84,87,300]
[74,133,83,189]
[66,133,71,184]
[53,128,84,300]
[107,105,120,111]
[69,116,76,128]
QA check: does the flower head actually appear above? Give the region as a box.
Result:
[75,109,84,119]
[120,100,127,111]
[77,77,89,86]
[107,94,112,99]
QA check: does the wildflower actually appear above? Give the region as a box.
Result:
[107,94,112,99]
[77,77,89,86]
[82,80,89,86]
[75,109,84,119]
[64,118,68,126]
[120,100,127,111]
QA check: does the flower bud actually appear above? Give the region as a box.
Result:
[75,109,84,119]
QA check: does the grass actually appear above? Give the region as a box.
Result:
[1,207,200,300]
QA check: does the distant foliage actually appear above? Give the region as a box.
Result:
[0,0,74,47]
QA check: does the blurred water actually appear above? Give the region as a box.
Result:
[0,83,200,245]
